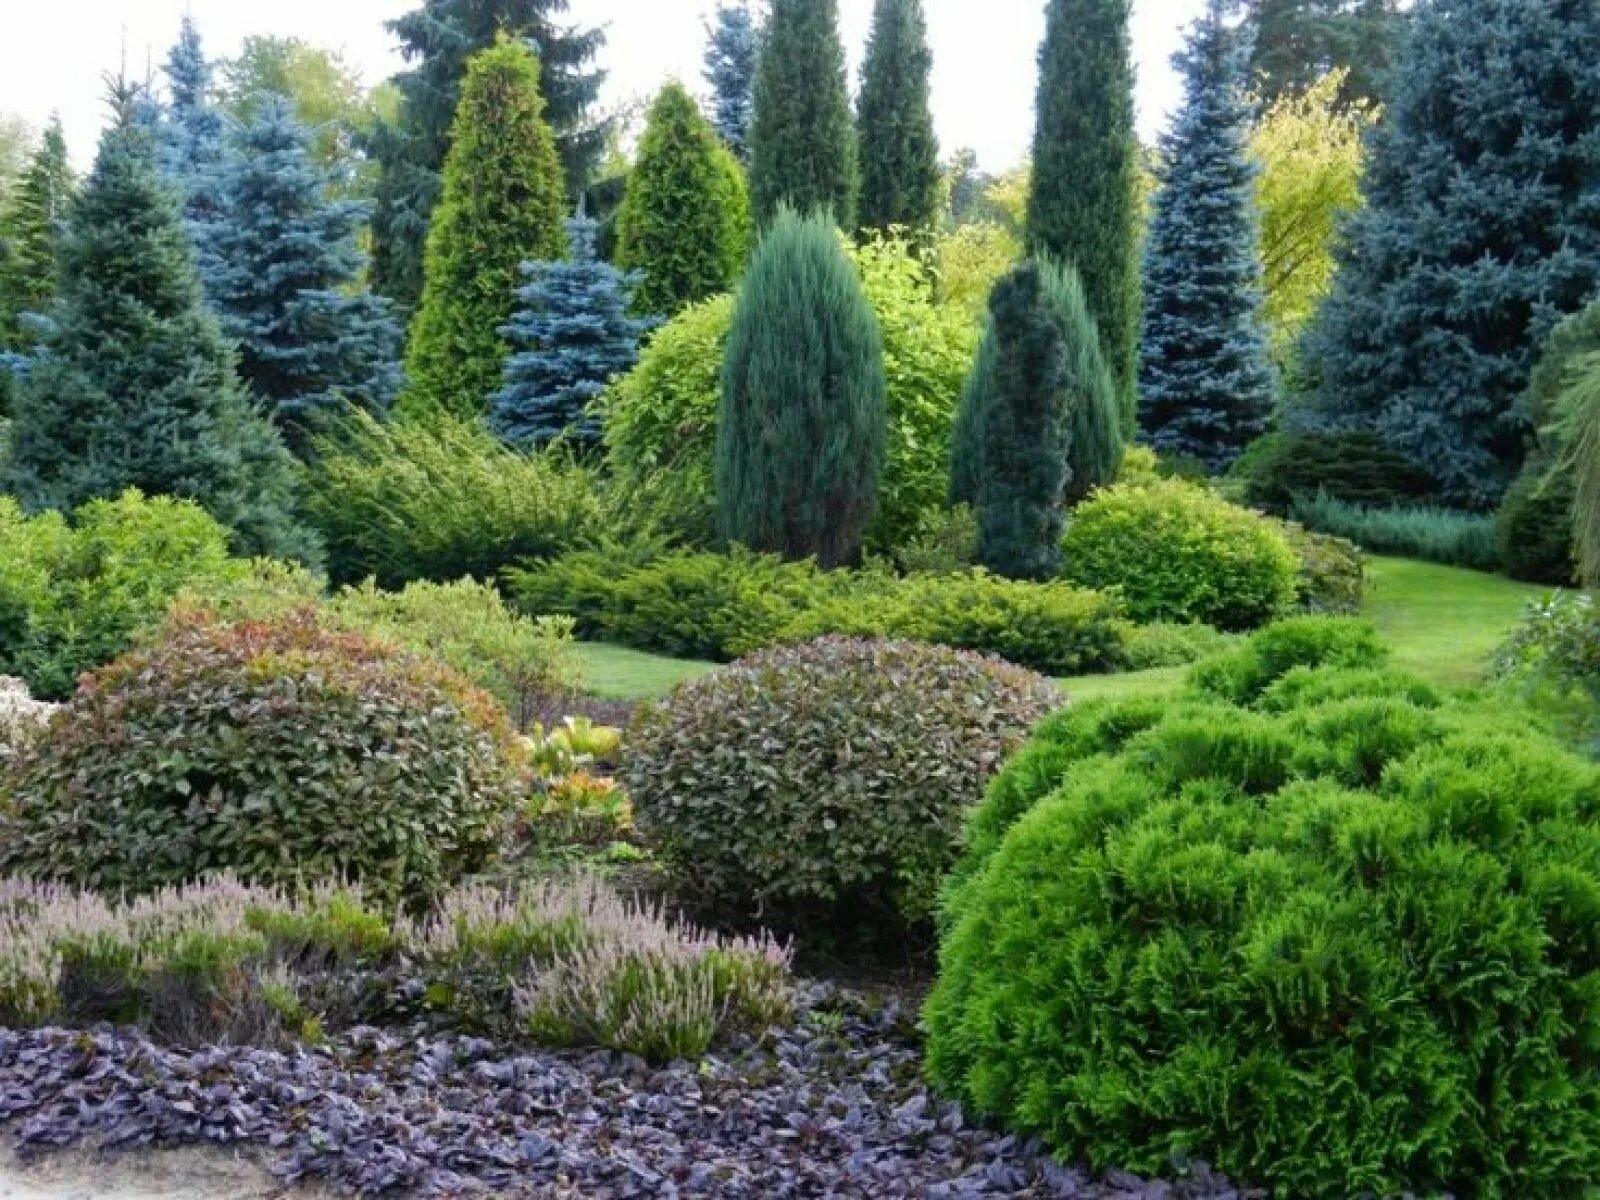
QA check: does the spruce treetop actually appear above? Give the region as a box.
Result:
[703,2,762,162]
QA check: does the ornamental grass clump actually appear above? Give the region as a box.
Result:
[926,617,1600,1195]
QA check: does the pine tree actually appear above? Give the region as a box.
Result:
[748,0,857,228]
[717,208,885,566]
[617,84,750,318]
[704,2,762,163]
[206,94,402,452]
[1295,0,1600,509]
[972,262,1073,581]
[1245,0,1406,106]
[490,213,653,448]
[368,0,606,312]
[2,85,315,563]
[1026,0,1140,425]
[0,118,72,351]
[1139,6,1276,471]
[397,38,568,423]
[157,17,228,290]
[856,0,940,234]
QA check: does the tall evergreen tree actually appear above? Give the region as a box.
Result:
[207,95,402,452]
[397,38,567,423]
[1139,6,1276,471]
[2,85,314,563]
[748,0,857,228]
[617,84,750,318]
[368,0,606,312]
[1026,0,1140,426]
[1245,0,1406,106]
[717,208,885,567]
[1295,0,1600,509]
[0,118,72,351]
[157,17,228,289]
[491,213,653,448]
[704,2,762,163]
[856,0,940,234]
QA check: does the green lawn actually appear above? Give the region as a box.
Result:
[572,555,1557,704]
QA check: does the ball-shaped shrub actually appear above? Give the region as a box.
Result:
[0,611,524,904]
[623,637,1058,932]
[1061,479,1299,630]
[926,621,1600,1196]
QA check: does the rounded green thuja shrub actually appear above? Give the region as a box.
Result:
[925,619,1600,1196]
[0,611,524,904]
[623,637,1058,933]
[1062,479,1300,630]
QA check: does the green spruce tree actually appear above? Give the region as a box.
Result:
[2,86,315,563]
[617,83,750,317]
[0,118,72,415]
[748,0,857,228]
[856,0,940,234]
[717,208,885,566]
[398,38,568,422]
[1026,0,1141,424]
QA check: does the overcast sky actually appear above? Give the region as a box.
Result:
[0,1,1208,172]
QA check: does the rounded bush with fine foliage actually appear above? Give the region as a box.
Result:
[1232,430,1436,515]
[623,637,1058,933]
[0,611,524,904]
[926,619,1600,1195]
[1062,479,1299,629]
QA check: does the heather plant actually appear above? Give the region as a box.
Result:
[625,638,1059,935]
[0,610,524,904]
[926,621,1600,1194]
[1289,492,1501,572]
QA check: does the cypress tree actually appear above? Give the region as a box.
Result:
[2,85,315,563]
[397,38,568,423]
[206,94,403,452]
[368,0,607,312]
[748,0,857,229]
[973,262,1074,581]
[616,83,750,317]
[856,0,940,235]
[491,212,654,448]
[1139,5,1276,471]
[704,2,762,163]
[1026,0,1140,424]
[717,208,885,567]
[157,17,228,290]
[1295,0,1600,509]
[0,118,73,353]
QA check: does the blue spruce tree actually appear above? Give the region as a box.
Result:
[1294,0,1600,509]
[207,95,402,451]
[704,2,762,163]
[157,17,228,290]
[1138,3,1275,471]
[490,212,653,448]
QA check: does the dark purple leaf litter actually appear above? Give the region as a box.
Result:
[0,985,1254,1199]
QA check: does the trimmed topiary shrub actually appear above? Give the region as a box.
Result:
[624,637,1058,934]
[1062,479,1299,630]
[1233,430,1437,515]
[0,610,524,904]
[926,620,1600,1195]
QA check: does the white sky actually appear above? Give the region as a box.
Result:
[0,0,1207,172]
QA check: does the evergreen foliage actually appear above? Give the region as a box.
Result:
[368,0,606,311]
[1,88,315,564]
[1139,6,1276,471]
[0,117,72,408]
[972,263,1073,581]
[855,0,940,234]
[207,94,401,451]
[616,83,749,317]
[1245,0,1406,106]
[748,0,857,228]
[703,2,762,162]
[1295,0,1600,509]
[716,208,885,567]
[398,38,568,423]
[157,17,228,290]
[491,213,653,448]
[1026,0,1140,422]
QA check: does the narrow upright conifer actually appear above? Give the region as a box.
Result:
[856,0,940,234]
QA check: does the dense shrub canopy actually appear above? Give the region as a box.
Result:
[624,637,1058,932]
[1062,479,1299,630]
[1232,430,1436,515]
[0,610,524,904]
[927,619,1600,1195]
